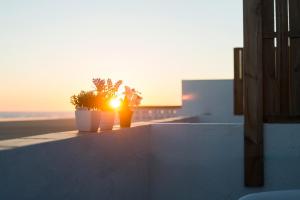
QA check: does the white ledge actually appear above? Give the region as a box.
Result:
[0,116,196,151]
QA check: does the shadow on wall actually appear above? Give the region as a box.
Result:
[0,127,150,200]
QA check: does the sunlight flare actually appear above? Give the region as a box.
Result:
[110,98,121,109]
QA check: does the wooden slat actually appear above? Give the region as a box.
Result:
[277,0,290,115]
[290,39,300,115]
[289,0,300,115]
[234,48,244,115]
[289,34,300,39]
[262,0,280,117]
[264,116,300,123]
[289,0,300,34]
[243,0,264,187]
[263,32,278,39]
[262,0,274,33]
[263,40,280,117]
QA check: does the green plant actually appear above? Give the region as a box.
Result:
[70,91,99,110]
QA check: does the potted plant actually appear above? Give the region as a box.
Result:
[93,78,122,131]
[70,91,101,132]
[119,86,142,128]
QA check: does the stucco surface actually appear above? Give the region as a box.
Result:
[0,126,151,200]
[181,80,243,123]
[1,123,300,200]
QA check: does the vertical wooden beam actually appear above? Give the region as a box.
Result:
[289,0,300,115]
[277,0,290,115]
[262,0,281,118]
[234,48,244,115]
[243,0,264,187]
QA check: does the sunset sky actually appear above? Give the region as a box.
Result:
[0,0,243,111]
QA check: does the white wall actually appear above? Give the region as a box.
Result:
[180,80,243,123]
[1,123,300,200]
[0,126,151,200]
[150,123,300,200]
[264,124,300,188]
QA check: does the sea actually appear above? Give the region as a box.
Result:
[0,112,75,122]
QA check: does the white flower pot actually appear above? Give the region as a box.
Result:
[75,110,101,132]
[99,111,115,131]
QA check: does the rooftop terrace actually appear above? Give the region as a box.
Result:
[1,119,300,200]
[1,80,300,200]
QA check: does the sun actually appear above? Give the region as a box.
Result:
[110,98,121,109]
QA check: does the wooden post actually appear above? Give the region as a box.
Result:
[234,48,244,115]
[243,0,264,187]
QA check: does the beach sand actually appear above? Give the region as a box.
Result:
[0,119,76,140]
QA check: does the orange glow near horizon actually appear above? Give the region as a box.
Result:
[0,0,240,112]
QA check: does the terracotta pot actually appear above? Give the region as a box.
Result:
[99,111,115,131]
[119,110,133,128]
[75,110,101,132]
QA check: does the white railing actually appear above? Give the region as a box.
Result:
[133,106,182,122]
